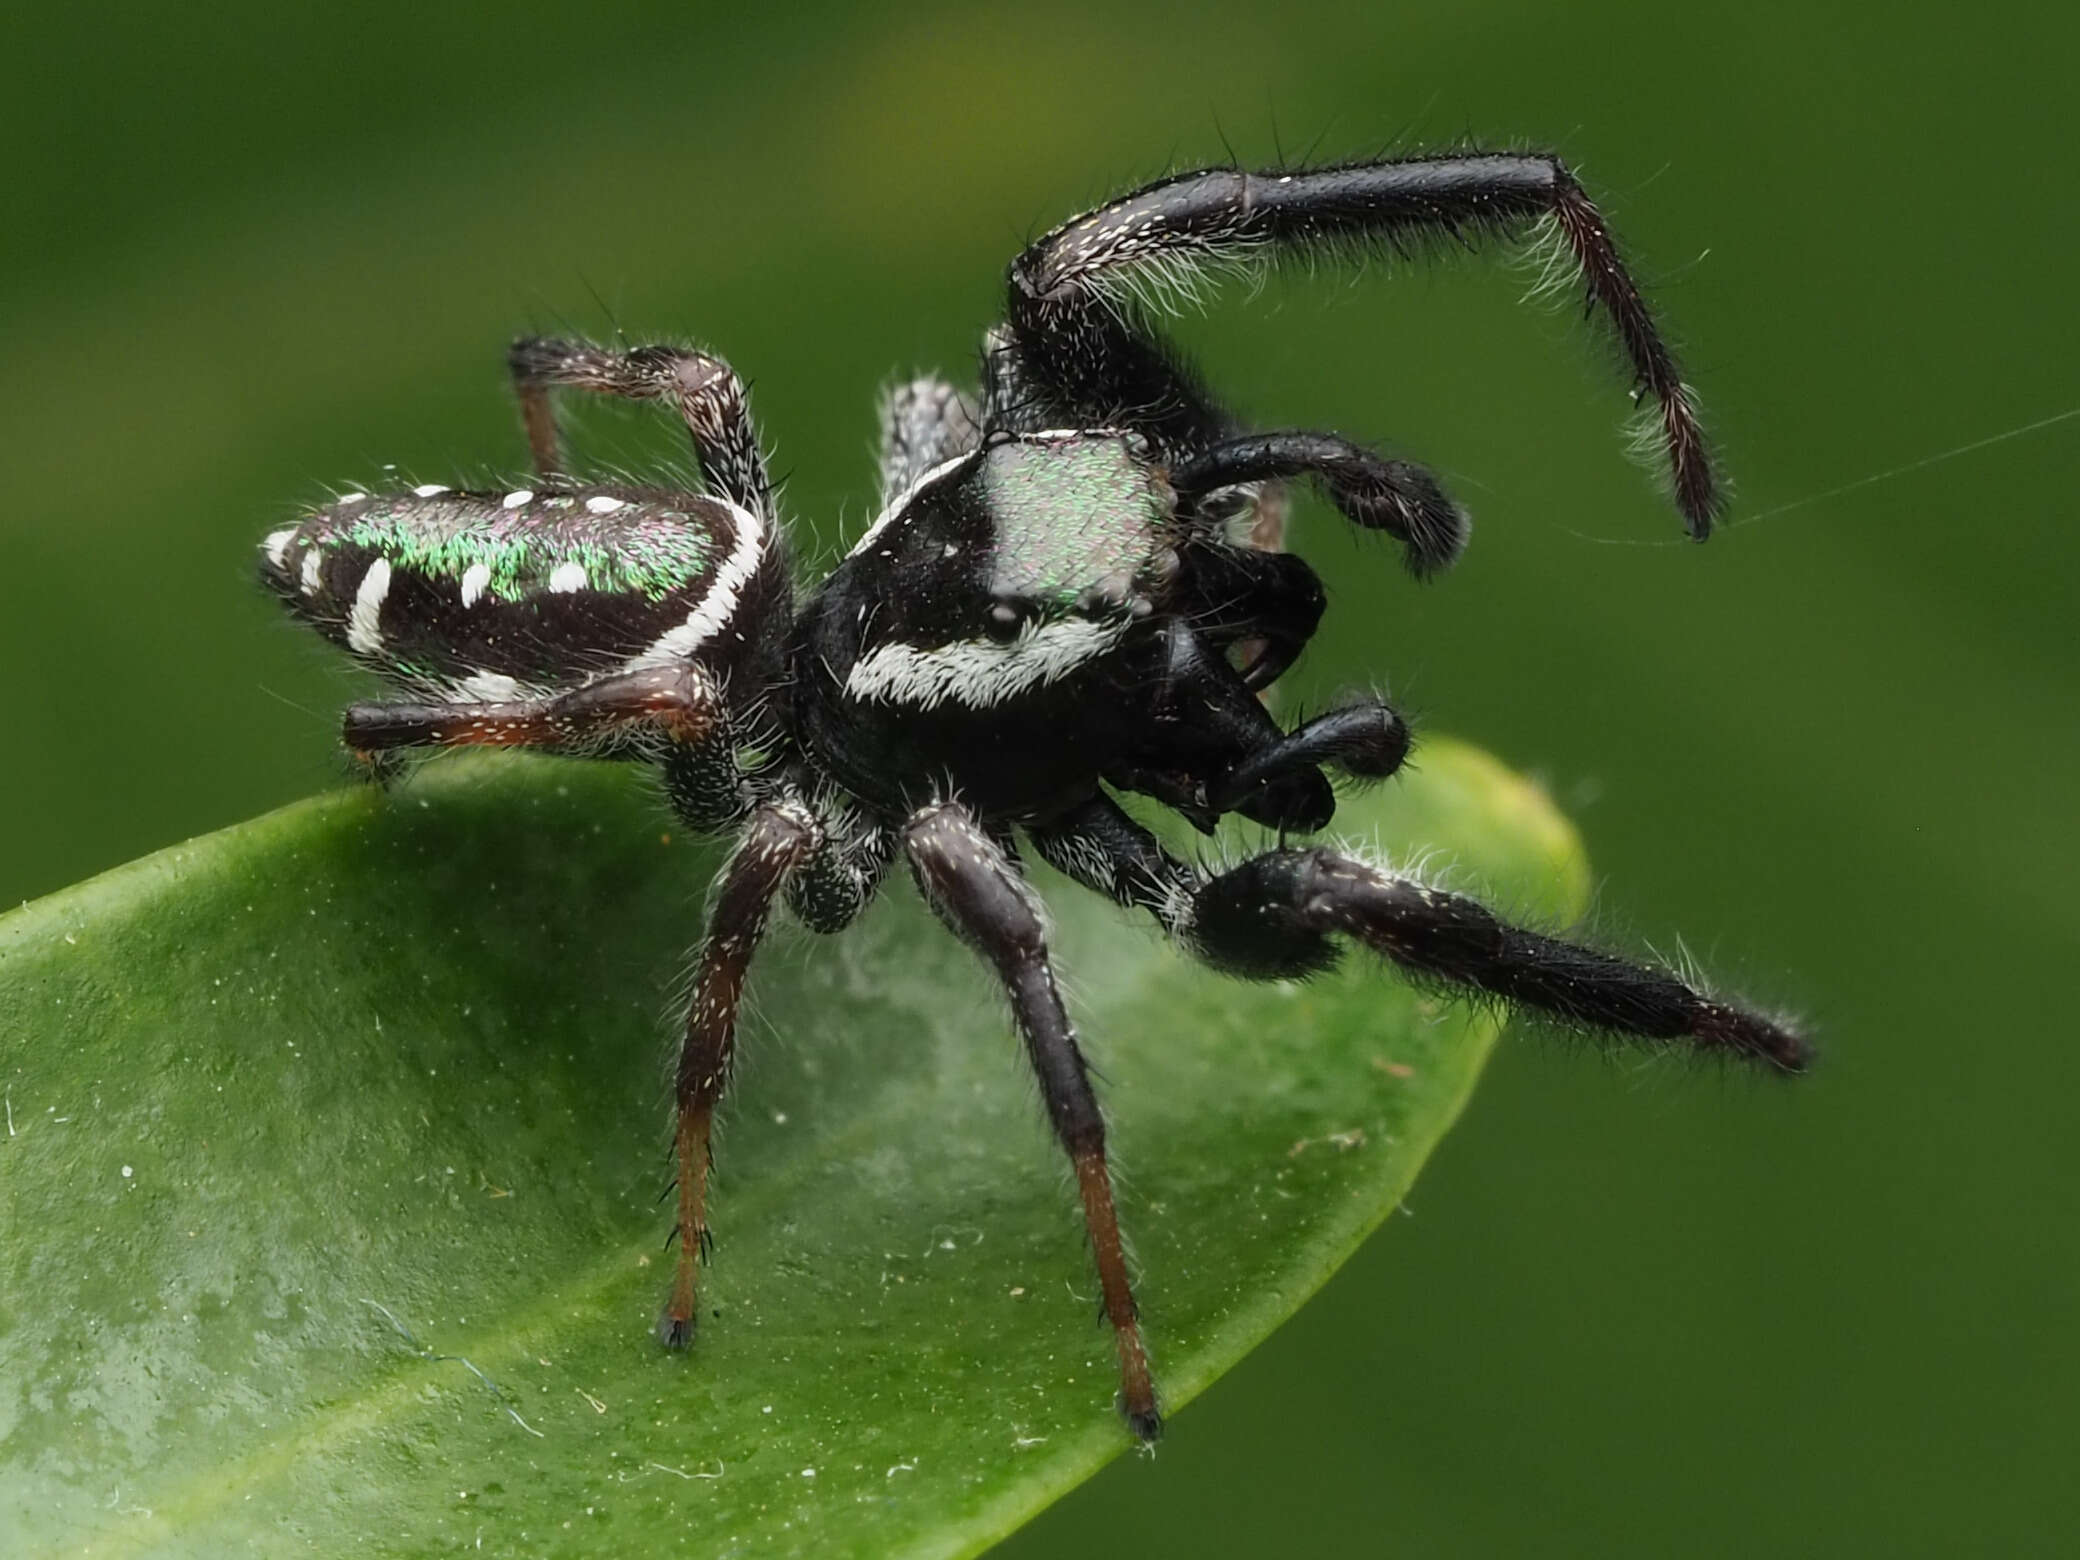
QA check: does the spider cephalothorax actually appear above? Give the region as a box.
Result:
[261,151,1807,1442]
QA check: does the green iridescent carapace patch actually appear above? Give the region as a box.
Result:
[983,439,1170,607]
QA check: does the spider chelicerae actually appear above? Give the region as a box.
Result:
[259,150,1809,1442]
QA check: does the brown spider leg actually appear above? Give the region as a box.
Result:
[904,801,1161,1441]
[341,664,720,756]
[658,800,821,1347]
[508,336,774,519]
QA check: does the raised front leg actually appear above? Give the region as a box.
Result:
[904,801,1162,1441]
[994,153,1719,535]
[508,337,774,519]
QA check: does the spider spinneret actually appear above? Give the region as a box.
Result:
[260,151,1808,1444]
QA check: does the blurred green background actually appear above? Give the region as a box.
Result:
[5,1,2072,1554]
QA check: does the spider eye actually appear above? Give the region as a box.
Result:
[983,598,1032,643]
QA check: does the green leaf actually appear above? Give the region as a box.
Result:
[0,737,1587,1558]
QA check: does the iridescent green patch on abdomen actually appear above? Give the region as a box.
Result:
[324,487,720,603]
[257,484,746,692]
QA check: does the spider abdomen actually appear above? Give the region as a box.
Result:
[259,485,774,699]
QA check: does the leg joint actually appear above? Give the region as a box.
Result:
[1191,850,1343,980]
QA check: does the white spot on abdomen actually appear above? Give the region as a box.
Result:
[585,494,626,515]
[459,562,492,608]
[412,483,450,498]
[502,489,534,509]
[300,548,324,595]
[457,670,525,702]
[348,557,392,654]
[547,562,588,593]
[263,528,296,566]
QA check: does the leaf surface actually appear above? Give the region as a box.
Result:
[0,738,1586,1558]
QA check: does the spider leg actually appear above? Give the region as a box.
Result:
[1172,431,1469,578]
[342,663,721,757]
[996,153,1718,535]
[658,799,822,1347]
[877,375,981,503]
[785,798,897,934]
[508,337,774,519]
[1028,793,1200,940]
[1031,796,1810,1072]
[1204,848,1809,1069]
[904,801,1162,1441]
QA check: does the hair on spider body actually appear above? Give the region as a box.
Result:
[261,148,1805,1444]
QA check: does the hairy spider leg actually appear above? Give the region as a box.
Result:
[659,800,822,1347]
[337,659,805,1342]
[903,802,1162,1441]
[1171,431,1469,578]
[508,337,775,520]
[877,375,983,502]
[341,664,723,756]
[1029,795,1812,1073]
[994,153,1720,536]
[784,798,899,934]
[1026,795,1201,940]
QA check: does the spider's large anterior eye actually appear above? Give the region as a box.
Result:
[984,598,1032,643]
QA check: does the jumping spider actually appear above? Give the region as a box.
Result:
[260,151,1809,1442]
